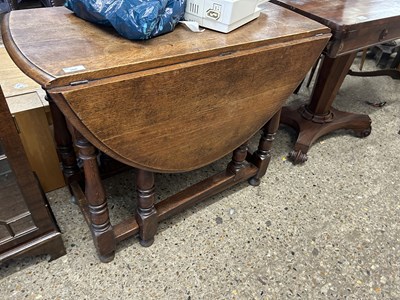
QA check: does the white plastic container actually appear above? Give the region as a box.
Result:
[184,0,267,33]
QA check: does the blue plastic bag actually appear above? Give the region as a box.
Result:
[65,0,186,40]
[0,0,12,13]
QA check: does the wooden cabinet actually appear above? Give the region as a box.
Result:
[0,87,65,263]
[0,47,65,192]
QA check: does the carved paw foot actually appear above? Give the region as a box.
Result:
[354,127,372,138]
[288,150,308,165]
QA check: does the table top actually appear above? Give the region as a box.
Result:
[1,5,331,172]
[1,5,329,90]
[271,0,400,56]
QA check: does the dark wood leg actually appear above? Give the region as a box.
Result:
[227,141,249,175]
[135,169,158,247]
[280,52,372,164]
[47,93,81,185]
[249,109,281,186]
[76,135,115,262]
[306,55,322,88]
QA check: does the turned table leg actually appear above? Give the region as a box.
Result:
[76,135,115,262]
[280,52,372,164]
[227,141,249,175]
[47,92,81,185]
[136,169,158,247]
[249,109,281,186]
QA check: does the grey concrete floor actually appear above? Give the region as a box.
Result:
[0,23,400,298]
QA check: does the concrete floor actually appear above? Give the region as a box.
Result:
[1,17,400,299]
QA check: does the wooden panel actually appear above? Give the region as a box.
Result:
[0,168,30,220]
[333,17,400,57]
[270,0,400,57]
[13,99,64,192]
[52,35,330,172]
[270,0,400,28]
[1,5,330,88]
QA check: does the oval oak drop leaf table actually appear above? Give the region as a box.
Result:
[271,0,400,164]
[2,5,330,262]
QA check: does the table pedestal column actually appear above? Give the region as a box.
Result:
[281,52,372,164]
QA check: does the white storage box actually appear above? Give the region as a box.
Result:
[184,0,267,33]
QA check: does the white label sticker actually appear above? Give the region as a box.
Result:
[62,65,86,73]
[14,83,28,89]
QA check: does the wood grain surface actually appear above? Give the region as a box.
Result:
[51,36,329,172]
[1,5,329,88]
[271,0,400,57]
[2,4,331,172]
